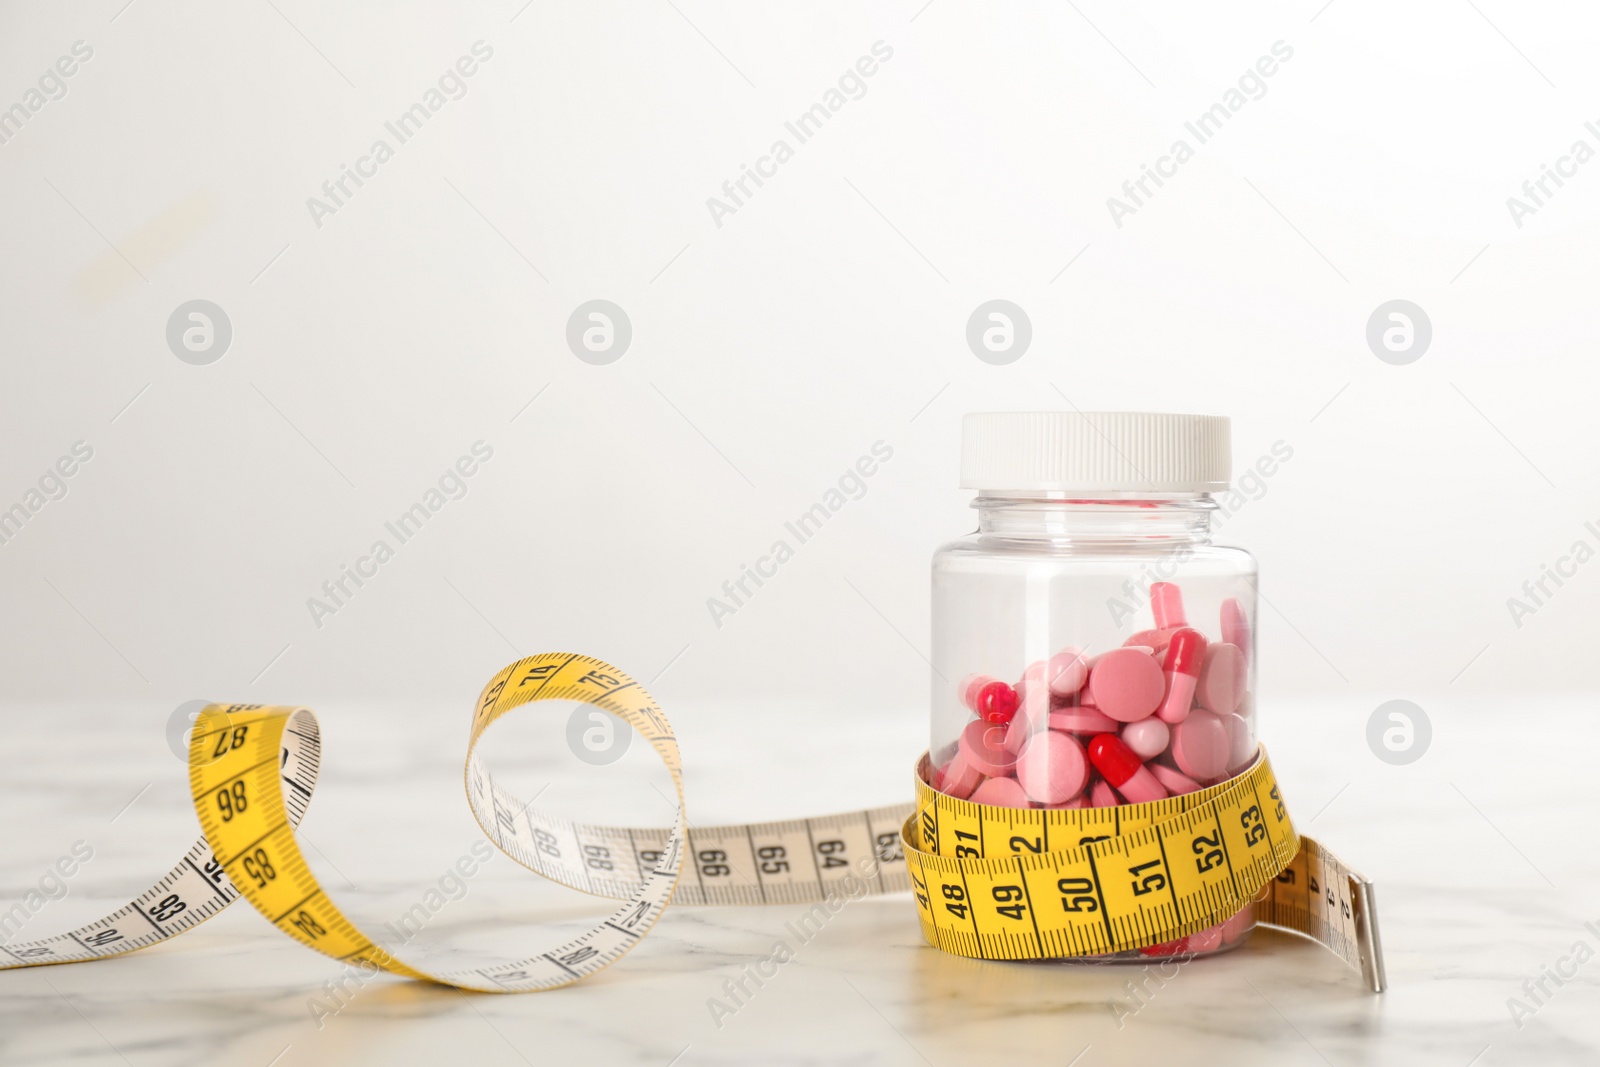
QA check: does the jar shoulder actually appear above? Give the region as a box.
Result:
[932,534,1257,569]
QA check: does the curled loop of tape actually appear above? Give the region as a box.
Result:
[0,653,1383,993]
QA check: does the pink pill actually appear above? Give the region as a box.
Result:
[1222,906,1255,945]
[958,673,994,709]
[1002,713,1035,756]
[1157,627,1208,725]
[1125,627,1182,655]
[1151,581,1186,628]
[959,719,1018,778]
[1016,663,1044,704]
[1221,598,1251,667]
[1170,709,1231,781]
[1045,648,1089,696]
[1218,711,1254,770]
[1089,780,1119,808]
[1013,670,1036,700]
[1196,643,1246,715]
[1187,922,1224,954]
[938,750,983,799]
[1048,706,1120,735]
[1086,648,1165,722]
[1016,730,1089,805]
[1041,796,1091,809]
[1121,717,1170,761]
[970,776,1030,808]
[1013,674,1054,731]
[1149,763,1202,795]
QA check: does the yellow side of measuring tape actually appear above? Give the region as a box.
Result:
[907,752,1376,978]
[0,653,1384,992]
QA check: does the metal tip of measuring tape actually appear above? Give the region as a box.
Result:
[1350,876,1387,994]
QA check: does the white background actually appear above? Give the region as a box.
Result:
[3,2,1595,723]
[0,3,1595,716]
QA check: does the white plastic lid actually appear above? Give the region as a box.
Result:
[960,411,1231,492]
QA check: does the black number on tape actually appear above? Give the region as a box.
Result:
[1129,859,1167,896]
[216,781,248,823]
[875,832,902,865]
[212,726,249,760]
[1241,805,1267,847]
[1192,831,1224,873]
[1058,877,1098,913]
[150,894,187,922]
[816,839,847,869]
[940,883,967,920]
[992,885,1026,921]
[241,848,276,889]
[290,911,326,939]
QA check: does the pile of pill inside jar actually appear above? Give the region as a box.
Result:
[932,581,1255,955]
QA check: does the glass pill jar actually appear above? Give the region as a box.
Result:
[929,411,1258,958]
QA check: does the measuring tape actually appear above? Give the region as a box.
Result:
[908,753,1382,989]
[0,653,1384,992]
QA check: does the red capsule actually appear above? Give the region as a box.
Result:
[1086,733,1168,803]
[1162,627,1207,677]
[976,681,1018,724]
[1158,627,1208,725]
[1087,733,1143,786]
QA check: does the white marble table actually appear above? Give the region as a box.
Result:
[1,694,1596,1066]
